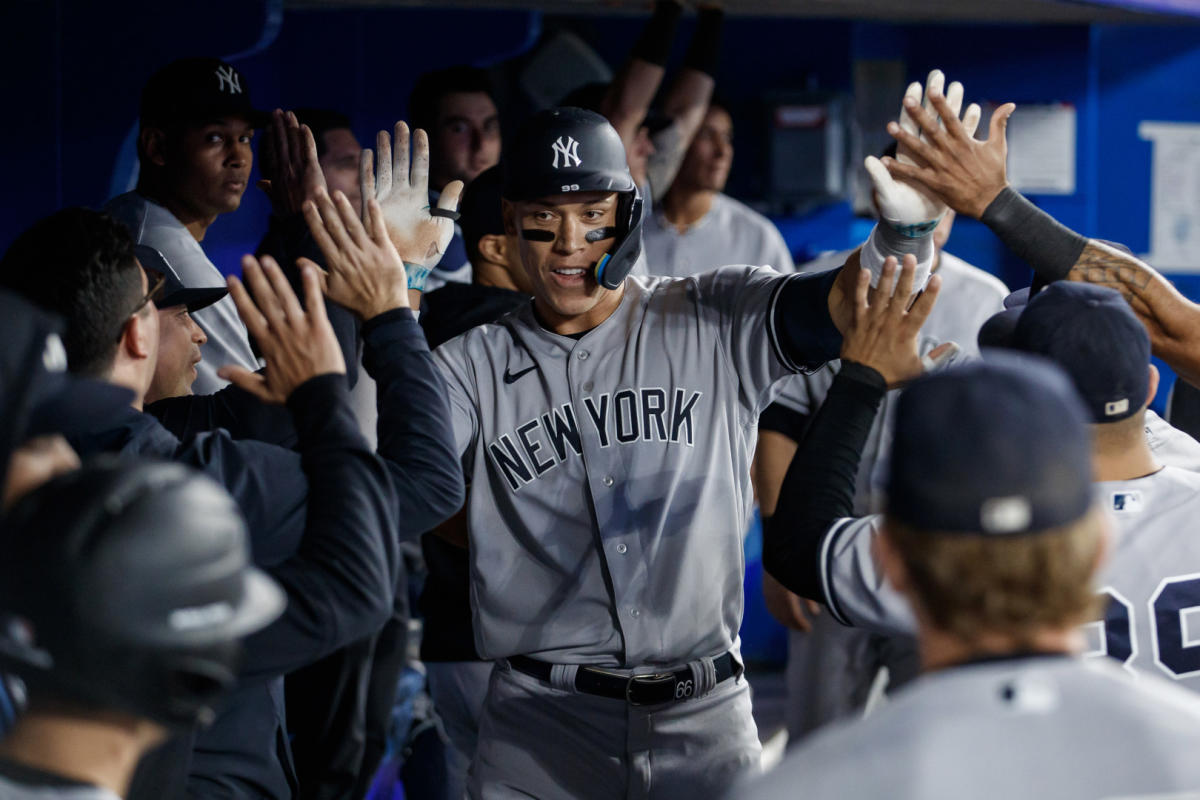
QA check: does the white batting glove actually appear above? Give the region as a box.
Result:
[862,70,981,290]
[360,121,464,291]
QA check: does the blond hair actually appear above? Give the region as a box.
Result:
[886,509,1104,645]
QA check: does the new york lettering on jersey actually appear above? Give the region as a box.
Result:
[487,387,703,491]
[433,267,809,665]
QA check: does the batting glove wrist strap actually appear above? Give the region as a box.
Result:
[861,222,933,291]
[405,262,432,292]
[982,187,1088,283]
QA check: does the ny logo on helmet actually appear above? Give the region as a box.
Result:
[551,136,582,169]
[215,65,243,95]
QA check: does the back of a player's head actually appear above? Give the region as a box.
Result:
[409,65,496,133]
[1015,282,1151,424]
[0,209,143,377]
[883,355,1103,641]
[292,108,352,158]
[0,458,284,730]
[459,164,505,269]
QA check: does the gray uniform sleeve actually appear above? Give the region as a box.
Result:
[821,514,917,636]
[692,265,836,413]
[432,336,481,465]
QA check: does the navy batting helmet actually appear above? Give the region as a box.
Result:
[503,107,643,290]
[0,458,284,729]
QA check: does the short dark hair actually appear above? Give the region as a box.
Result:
[293,108,353,159]
[0,209,142,377]
[409,66,496,133]
[459,165,505,268]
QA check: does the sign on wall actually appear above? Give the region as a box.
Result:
[1139,121,1200,272]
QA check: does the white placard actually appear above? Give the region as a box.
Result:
[1005,103,1077,195]
[1139,121,1200,272]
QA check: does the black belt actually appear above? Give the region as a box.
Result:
[508,652,739,707]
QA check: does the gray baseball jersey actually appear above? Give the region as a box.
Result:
[816,465,1200,668]
[738,655,1200,800]
[432,266,812,665]
[105,192,258,394]
[1083,466,1200,694]
[641,193,795,279]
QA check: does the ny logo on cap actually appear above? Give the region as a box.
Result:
[551,136,581,169]
[214,65,243,95]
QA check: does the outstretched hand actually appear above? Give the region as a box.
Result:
[219,255,346,403]
[301,188,410,319]
[881,83,1013,221]
[865,70,981,233]
[360,121,463,277]
[257,109,328,217]
[840,254,943,387]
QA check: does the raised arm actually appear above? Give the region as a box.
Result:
[304,152,466,536]
[645,4,723,198]
[763,257,943,601]
[223,258,398,678]
[881,85,1200,384]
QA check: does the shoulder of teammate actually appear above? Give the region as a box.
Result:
[1144,408,1200,472]
[936,252,1009,307]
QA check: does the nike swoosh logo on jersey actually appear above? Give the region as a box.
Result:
[503,365,538,384]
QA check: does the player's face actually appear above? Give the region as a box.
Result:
[676,107,733,193]
[507,192,623,330]
[147,305,207,404]
[319,128,362,215]
[431,92,501,187]
[164,116,255,218]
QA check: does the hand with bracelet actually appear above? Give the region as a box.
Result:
[861,70,980,292]
[359,121,463,302]
[883,85,1200,386]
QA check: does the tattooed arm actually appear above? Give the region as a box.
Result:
[879,84,1200,384]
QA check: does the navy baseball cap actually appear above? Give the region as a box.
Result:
[0,291,134,488]
[135,245,226,313]
[981,282,1150,423]
[141,57,269,128]
[886,353,1093,535]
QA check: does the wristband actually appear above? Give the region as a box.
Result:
[860,222,934,292]
[683,6,724,76]
[632,0,683,67]
[405,262,432,292]
[981,187,1087,283]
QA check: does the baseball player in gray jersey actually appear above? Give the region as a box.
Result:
[747,339,1200,799]
[408,105,881,799]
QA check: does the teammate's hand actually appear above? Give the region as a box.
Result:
[301,188,410,318]
[257,109,328,217]
[360,121,463,275]
[840,255,942,387]
[763,572,821,633]
[881,86,1011,221]
[865,70,981,233]
[219,255,346,403]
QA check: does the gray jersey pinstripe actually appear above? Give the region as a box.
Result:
[433,266,808,666]
[738,656,1200,800]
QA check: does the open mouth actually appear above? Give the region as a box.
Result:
[549,266,590,288]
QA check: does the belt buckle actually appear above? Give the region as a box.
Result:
[625,672,677,707]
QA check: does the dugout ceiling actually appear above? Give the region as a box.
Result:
[284,0,1200,24]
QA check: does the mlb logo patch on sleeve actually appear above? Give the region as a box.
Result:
[1111,491,1144,513]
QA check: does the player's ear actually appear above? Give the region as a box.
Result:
[139,125,169,168]
[118,308,156,363]
[874,523,911,596]
[478,233,508,267]
[1146,364,1160,408]
[501,199,518,237]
